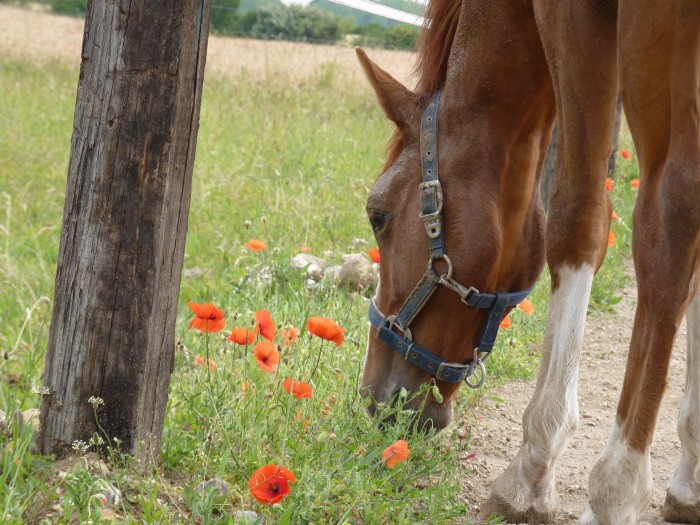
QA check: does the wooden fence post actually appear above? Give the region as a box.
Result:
[39,0,211,461]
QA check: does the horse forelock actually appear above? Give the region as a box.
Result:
[415,0,462,98]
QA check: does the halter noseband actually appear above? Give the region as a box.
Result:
[368,90,533,387]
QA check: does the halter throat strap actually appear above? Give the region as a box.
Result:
[368,89,533,385]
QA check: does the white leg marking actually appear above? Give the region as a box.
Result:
[486,264,593,516]
[579,422,652,525]
[668,285,700,504]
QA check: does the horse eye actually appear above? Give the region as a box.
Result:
[367,209,388,232]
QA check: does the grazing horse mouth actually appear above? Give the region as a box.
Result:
[361,383,455,432]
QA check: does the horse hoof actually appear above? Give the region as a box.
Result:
[662,492,700,523]
[479,493,556,524]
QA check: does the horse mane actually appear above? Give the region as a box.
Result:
[384,0,462,170]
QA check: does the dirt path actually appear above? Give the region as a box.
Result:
[460,272,688,524]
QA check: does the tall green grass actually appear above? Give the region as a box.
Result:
[0,56,640,524]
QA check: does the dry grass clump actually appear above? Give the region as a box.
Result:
[0,4,415,88]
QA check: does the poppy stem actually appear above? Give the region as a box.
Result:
[308,338,324,382]
[205,327,211,385]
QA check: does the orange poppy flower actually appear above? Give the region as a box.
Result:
[621,149,631,159]
[630,178,640,189]
[245,239,267,252]
[248,464,296,505]
[207,359,217,372]
[608,230,616,247]
[518,299,535,316]
[193,355,204,366]
[294,411,311,429]
[605,178,614,192]
[253,340,280,373]
[611,211,619,221]
[228,328,257,346]
[382,439,411,469]
[367,248,380,263]
[500,315,512,329]
[255,310,277,341]
[187,302,226,333]
[301,246,312,253]
[306,317,345,346]
[281,326,300,347]
[283,378,313,400]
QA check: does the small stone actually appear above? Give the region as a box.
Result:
[291,254,327,281]
[337,253,378,290]
[98,482,121,506]
[194,477,228,498]
[323,265,342,283]
[234,510,261,524]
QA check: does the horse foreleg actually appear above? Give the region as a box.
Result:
[663,286,700,523]
[480,1,619,522]
[580,3,700,523]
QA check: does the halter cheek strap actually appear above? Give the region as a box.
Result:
[367,89,533,386]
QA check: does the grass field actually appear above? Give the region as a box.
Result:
[0,23,641,525]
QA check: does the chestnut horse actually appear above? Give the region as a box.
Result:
[358,0,700,523]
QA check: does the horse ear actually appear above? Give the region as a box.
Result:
[356,47,418,128]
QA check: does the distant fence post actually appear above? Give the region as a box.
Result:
[39,0,211,461]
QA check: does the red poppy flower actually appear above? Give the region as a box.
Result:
[281,326,300,347]
[306,317,345,346]
[301,246,312,253]
[608,231,616,247]
[283,378,313,400]
[382,439,410,469]
[228,328,257,346]
[248,464,296,505]
[367,248,380,263]
[605,178,614,192]
[187,302,226,333]
[207,359,217,372]
[255,309,277,341]
[253,340,280,373]
[500,315,512,329]
[193,355,204,366]
[518,299,535,316]
[245,239,267,252]
[630,178,640,189]
[620,149,631,159]
[611,211,619,221]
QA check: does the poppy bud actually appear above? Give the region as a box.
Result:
[432,385,444,404]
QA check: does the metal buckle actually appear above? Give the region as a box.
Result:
[419,180,443,239]
[465,357,486,389]
[386,314,412,341]
[429,253,453,280]
[436,361,469,382]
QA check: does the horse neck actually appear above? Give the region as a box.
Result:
[439,0,555,286]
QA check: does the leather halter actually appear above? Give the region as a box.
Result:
[368,90,533,386]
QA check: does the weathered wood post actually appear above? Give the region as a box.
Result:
[39,0,211,461]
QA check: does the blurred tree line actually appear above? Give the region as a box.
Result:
[2,0,419,50]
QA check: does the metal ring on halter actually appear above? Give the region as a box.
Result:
[465,358,486,389]
[429,253,453,280]
[386,314,413,341]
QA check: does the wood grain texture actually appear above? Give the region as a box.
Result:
[39,0,211,460]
